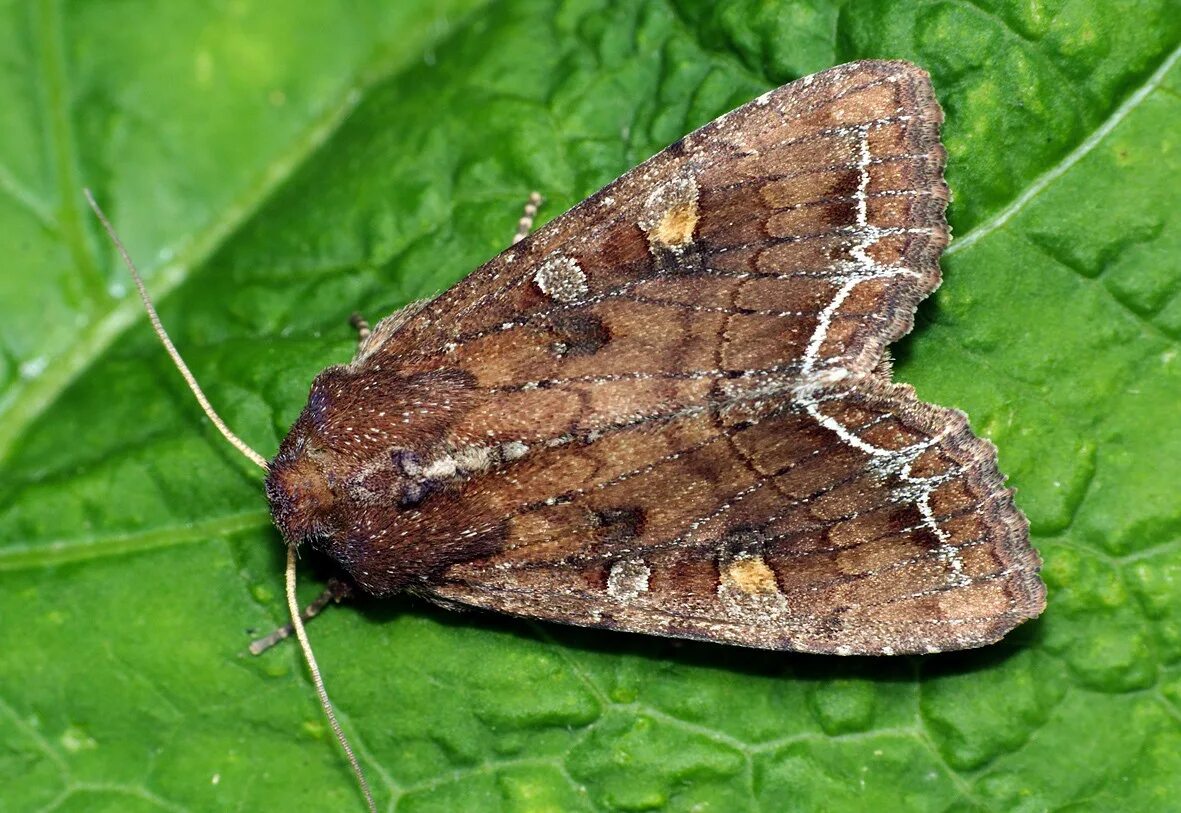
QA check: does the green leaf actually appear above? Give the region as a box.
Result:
[2,0,1179,810]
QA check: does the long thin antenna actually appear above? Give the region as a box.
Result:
[85,188,376,811]
[83,188,269,471]
[287,547,377,813]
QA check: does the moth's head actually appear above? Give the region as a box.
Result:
[265,425,338,547]
[263,363,414,548]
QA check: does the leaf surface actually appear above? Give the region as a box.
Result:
[2,1,1179,810]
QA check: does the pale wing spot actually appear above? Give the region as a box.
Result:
[718,553,789,618]
[534,254,589,303]
[639,174,699,252]
[652,201,698,248]
[421,455,458,480]
[452,445,494,472]
[607,559,651,601]
[723,555,779,595]
[501,440,530,461]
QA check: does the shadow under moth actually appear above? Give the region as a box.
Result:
[88,60,1045,812]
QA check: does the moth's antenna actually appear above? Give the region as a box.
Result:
[287,547,377,812]
[82,188,268,471]
[85,188,376,812]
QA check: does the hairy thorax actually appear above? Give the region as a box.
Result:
[264,359,509,594]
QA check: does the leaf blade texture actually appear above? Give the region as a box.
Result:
[2,1,1179,810]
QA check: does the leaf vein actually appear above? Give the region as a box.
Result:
[947,41,1181,256]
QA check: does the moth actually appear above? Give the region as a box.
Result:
[268,58,1044,653]
[90,59,1045,810]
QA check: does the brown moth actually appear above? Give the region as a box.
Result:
[90,59,1045,809]
[266,59,1044,656]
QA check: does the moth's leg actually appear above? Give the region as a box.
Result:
[248,578,354,656]
[348,312,371,352]
[512,191,543,245]
[349,298,433,363]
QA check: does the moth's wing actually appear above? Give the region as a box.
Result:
[330,59,1040,648]
[376,59,947,404]
[425,380,1044,655]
